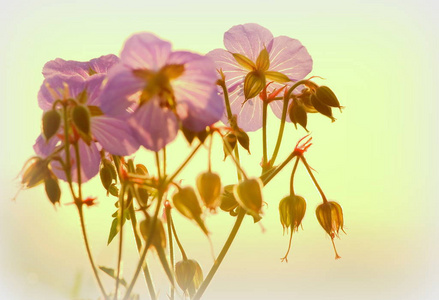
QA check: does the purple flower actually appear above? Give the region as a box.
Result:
[34,56,140,182]
[99,33,224,152]
[207,23,313,131]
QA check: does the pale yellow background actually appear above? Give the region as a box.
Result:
[1,0,438,299]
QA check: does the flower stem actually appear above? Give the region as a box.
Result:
[191,209,246,300]
[262,151,298,186]
[290,157,300,195]
[114,183,127,300]
[170,216,188,261]
[300,155,328,203]
[270,80,308,166]
[165,142,203,186]
[262,101,268,170]
[165,203,175,300]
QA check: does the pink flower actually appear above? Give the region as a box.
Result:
[207,23,313,131]
[34,56,139,182]
[99,33,224,151]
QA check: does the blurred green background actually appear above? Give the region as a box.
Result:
[1,0,438,299]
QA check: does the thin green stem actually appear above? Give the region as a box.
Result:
[270,80,309,166]
[191,209,246,300]
[223,135,247,180]
[165,142,203,186]
[163,147,167,177]
[262,101,268,169]
[219,81,233,120]
[208,134,213,173]
[165,204,175,300]
[290,157,300,195]
[262,151,298,186]
[114,183,127,300]
[155,151,161,180]
[170,217,188,261]
[300,155,328,202]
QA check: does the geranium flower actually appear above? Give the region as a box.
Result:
[99,32,224,151]
[34,72,140,182]
[207,23,313,131]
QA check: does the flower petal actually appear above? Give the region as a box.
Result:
[99,64,145,118]
[33,134,61,157]
[91,115,140,156]
[128,98,179,151]
[269,36,313,81]
[224,23,274,62]
[120,33,172,71]
[206,48,247,92]
[42,54,119,79]
[226,89,263,132]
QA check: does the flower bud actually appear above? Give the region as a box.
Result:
[279,195,306,233]
[175,259,203,295]
[316,201,344,259]
[20,157,51,189]
[288,100,308,131]
[316,86,341,110]
[219,184,239,212]
[42,109,61,141]
[233,178,263,221]
[72,104,92,143]
[223,133,237,159]
[44,175,61,206]
[139,216,166,250]
[310,94,335,121]
[236,129,250,154]
[99,165,113,190]
[196,171,222,211]
[172,187,208,235]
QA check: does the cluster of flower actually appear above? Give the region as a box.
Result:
[19,23,345,299]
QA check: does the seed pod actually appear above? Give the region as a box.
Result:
[219,185,239,212]
[316,201,344,259]
[44,175,61,205]
[42,110,61,141]
[175,259,203,295]
[236,129,250,154]
[72,105,91,137]
[196,171,222,210]
[172,187,208,235]
[223,133,237,159]
[279,195,306,233]
[233,178,263,220]
[288,100,308,131]
[139,216,167,249]
[310,94,335,121]
[21,157,51,189]
[316,86,341,109]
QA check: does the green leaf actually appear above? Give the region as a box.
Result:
[265,71,290,83]
[98,266,127,287]
[232,53,256,71]
[256,48,270,71]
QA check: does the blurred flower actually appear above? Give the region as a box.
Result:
[99,33,224,151]
[207,23,313,131]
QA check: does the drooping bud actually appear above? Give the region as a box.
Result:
[236,129,250,154]
[42,109,61,141]
[175,259,203,296]
[316,201,344,259]
[196,171,222,211]
[172,187,208,235]
[20,157,51,189]
[219,185,239,212]
[139,216,167,250]
[71,104,92,142]
[243,71,266,100]
[288,99,308,131]
[233,178,263,221]
[44,175,61,206]
[310,94,335,122]
[279,195,306,233]
[223,133,237,159]
[100,164,113,190]
[315,86,342,110]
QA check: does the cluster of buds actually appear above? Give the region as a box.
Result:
[288,80,342,131]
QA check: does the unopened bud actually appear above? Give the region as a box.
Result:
[100,165,113,190]
[316,201,344,259]
[139,216,166,250]
[172,187,208,235]
[310,94,335,121]
[236,129,250,153]
[44,175,61,206]
[279,195,306,233]
[72,105,91,141]
[315,86,341,110]
[175,259,203,295]
[223,133,237,159]
[288,100,308,131]
[196,171,222,211]
[219,184,239,212]
[233,178,263,221]
[42,110,61,141]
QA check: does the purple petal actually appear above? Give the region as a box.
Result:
[33,134,62,157]
[99,64,145,118]
[269,36,313,81]
[91,115,140,156]
[224,23,274,62]
[206,49,247,93]
[128,97,179,152]
[226,89,263,132]
[120,33,172,71]
[178,89,224,132]
[43,54,119,79]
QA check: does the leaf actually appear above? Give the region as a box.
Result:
[231,53,256,71]
[265,71,290,83]
[256,48,270,71]
[98,266,127,287]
